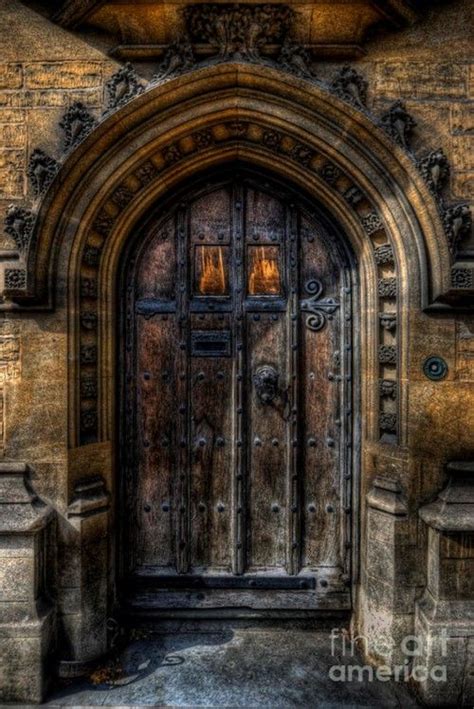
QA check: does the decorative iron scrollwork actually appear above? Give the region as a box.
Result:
[253,365,279,404]
[300,279,340,331]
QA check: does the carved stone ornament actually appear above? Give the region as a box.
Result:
[80,278,98,298]
[4,268,27,291]
[59,102,96,151]
[344,186,364,207]
[81,409,98,431]
[93,211,115,238]
[380,412,397,433]
[451,267,473,289]
[135,161,159,187]
[374,244,395,266]
[380,379,397,399]
[153,35,195,82]
[81,378,98,399]
[80,345,97,364]
[331,65,367,109]
[80,312,98,330]
[443,203,472,255]
[111,185,135,209]
[277,37,314,79]
[417,148,450,195]
[83,246,101,267]
[320,163,341,185]
[379,345,397,365]
[105,63,145,111]
[184,4,294,61]
[28,149,59,197]
[4,205,35,253]
[378,278,397,298]
[361,211,383,236]
[300,279,340,331]
[380,101,417,149]
[379,312,397,331]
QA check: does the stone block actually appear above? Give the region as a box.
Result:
[0,149,24,198]
[24,62,102,90]
[0,122,26,148]
[0,604,55,704]
[0,63,23,90]
[0,556,36,602]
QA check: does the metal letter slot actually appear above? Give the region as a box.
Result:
[191,330,231,357]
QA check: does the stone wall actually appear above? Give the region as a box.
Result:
[0,0,472,703]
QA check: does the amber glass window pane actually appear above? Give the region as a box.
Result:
[248,245,281,295]
[194,245,229,296]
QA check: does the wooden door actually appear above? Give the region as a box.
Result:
[121,174,354,611]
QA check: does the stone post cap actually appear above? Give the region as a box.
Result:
[420,460,474,532]
[0,461,53,533]
[366,475,408,515]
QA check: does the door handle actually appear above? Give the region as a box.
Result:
[253,365,279,404]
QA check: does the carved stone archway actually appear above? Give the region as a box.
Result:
[3,61,459,680]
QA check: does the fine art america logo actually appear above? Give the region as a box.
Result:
[329,628,448,683]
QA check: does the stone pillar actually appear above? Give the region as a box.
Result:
[57,475,110,677]
[414,461,474,706]
[0,462,56,704]
[360,474,416,667]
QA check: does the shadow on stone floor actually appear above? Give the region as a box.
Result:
[44,622,421,707]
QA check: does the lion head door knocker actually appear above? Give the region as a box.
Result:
[253,365,279,405]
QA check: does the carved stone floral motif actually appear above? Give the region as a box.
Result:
[184,4,293,61]
[320,163,341,185]
[380,101,416,149]
[105,63,145,111]
[4,268,27,291]
[135,161,159,187]
[153,35,195,82]
[81,409,98,431]
[163,144,182,165]
[194,129,214,150]
[111,185,135,209]
[290,144,313,166]
[378,278,397,298]
[4,205,35,253]
[361,211,383,236]
[379,345,397,365]
[331,66,367,109]
[374,244,395,266]
[28,149,59,197]
[277,37,314,79]
[443,203,472,255]
[417,148,450,195]
[59,102,96,151]
[262,130,283,150]
[451,267,473,289]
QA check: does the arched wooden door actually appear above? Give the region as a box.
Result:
[120,172,355,612]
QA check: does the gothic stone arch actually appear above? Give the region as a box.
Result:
[5,62,456,679]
